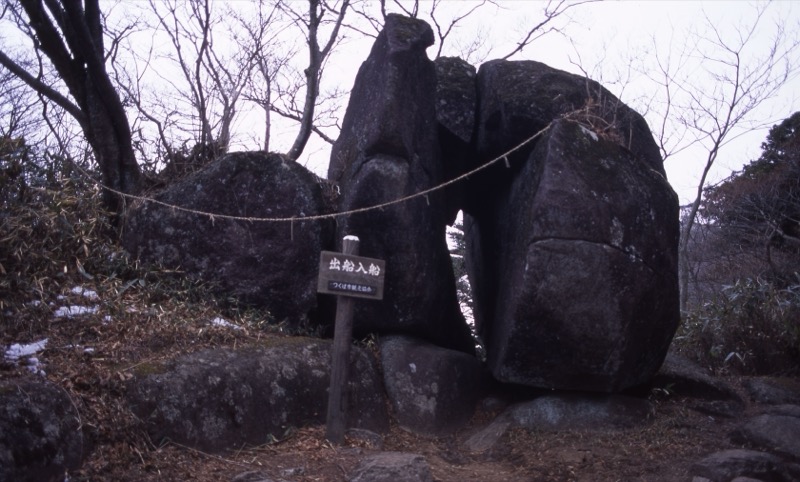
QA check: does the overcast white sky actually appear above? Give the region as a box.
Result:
[286,0,800,206]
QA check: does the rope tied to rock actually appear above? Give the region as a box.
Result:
[75,121,557,224]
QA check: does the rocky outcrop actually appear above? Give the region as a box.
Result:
[123,152,334,326]
[467,118,679,392]
[379,335,487,435]
[326,24,680,387]
[0,379,84,482]
[127,340,388,453]
[328,14,474,353]
[122,14,680,395]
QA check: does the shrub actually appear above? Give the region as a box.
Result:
[675,276,800,375]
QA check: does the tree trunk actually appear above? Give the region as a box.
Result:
[84,89,140,216]
[2,0,142,218]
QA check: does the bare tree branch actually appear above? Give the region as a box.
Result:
[285,0,349,161]
[500,0,598,60]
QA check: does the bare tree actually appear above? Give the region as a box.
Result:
[279,0,349,161]
[641,5,800,310]
[0,0,140,215]
[232,2,299,153]
[146,0,254,154]
[428,0,491,61]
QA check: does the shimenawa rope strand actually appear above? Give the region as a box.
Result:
[75,122,556,224]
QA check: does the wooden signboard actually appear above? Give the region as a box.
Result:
[317,251,386,300]
[319,236,386,445]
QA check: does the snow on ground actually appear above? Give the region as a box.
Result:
[4,338,48,360]
[209,317,242,330]
[69,286,100,300]
[4,338,48,375]
[52,286,101,318]
[53,305,99,318]
[5,284,242,378]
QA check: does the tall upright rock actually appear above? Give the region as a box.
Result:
[328,15,474,353]
[465,60,680,391]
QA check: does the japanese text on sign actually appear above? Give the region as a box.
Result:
[318,251,386,300]
[328,281,377,295]
[327,257,381,276]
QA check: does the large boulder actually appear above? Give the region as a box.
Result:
[123,152,334,326]
[127,340,389,453]
[467,118,680,392]
[379,335,487,435]
[0,379,84,482]
[328,14,473,353]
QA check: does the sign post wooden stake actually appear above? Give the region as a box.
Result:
[325,235,359,444]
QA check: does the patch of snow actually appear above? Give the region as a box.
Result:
[209,317,242,330]
[23,356,45,375]
[5,338,48,361]
[5,339,47,376]
[54,305,99,318]
[71,286,99,300]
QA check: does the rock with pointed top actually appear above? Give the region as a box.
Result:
[328,14,473,353]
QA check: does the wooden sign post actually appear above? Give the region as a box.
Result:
[319,235,385,444]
